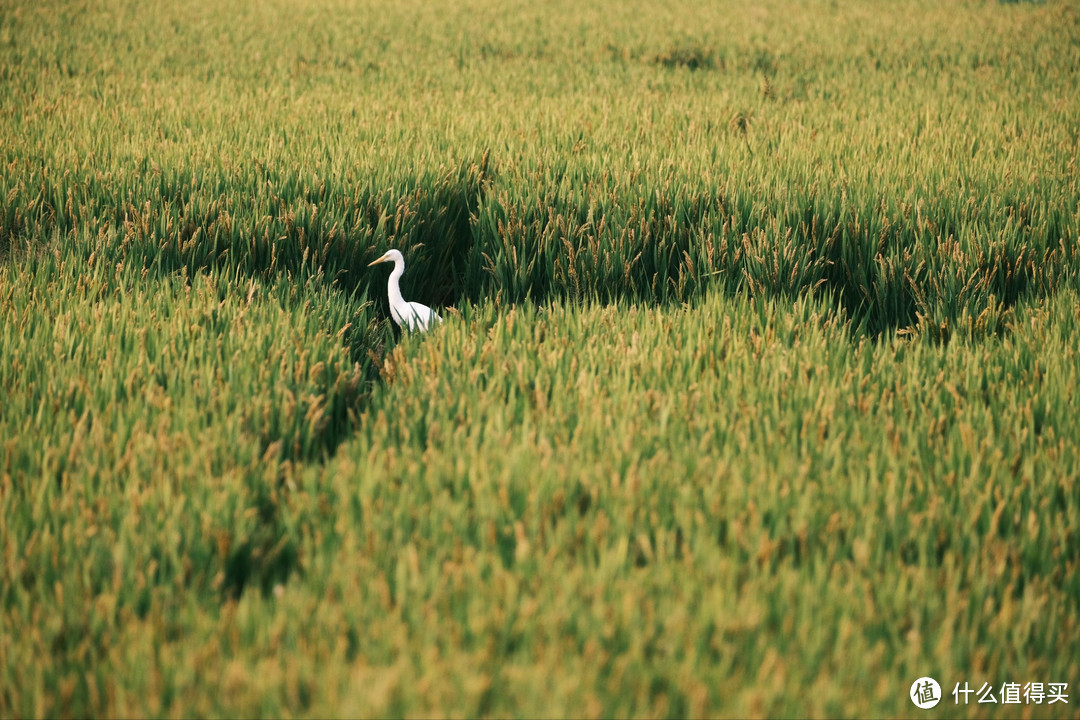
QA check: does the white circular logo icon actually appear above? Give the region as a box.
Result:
[910,677,942,709]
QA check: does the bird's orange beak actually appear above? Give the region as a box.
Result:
[367,256,388,267]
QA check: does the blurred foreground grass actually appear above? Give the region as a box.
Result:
[4,259,1078,715]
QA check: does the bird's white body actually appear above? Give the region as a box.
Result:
[368,249,441,332]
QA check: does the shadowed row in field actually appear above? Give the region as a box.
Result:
[2,151,1077,341]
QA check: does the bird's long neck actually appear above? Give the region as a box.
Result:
[387,258,405,307]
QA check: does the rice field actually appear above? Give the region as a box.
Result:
[1,0,1079,716]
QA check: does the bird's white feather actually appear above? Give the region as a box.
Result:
[391,301,440,331]
[369,249,442,332]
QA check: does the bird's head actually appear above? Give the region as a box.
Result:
[367,249,404,267]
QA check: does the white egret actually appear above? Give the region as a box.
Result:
[367,249,442,332]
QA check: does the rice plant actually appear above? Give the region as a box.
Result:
[1,0,1078,716]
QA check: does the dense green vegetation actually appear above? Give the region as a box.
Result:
[2,0,1078,716]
